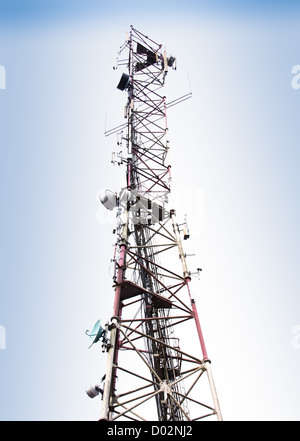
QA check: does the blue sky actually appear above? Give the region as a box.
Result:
[1,0,300,25]
[1,1,300,421]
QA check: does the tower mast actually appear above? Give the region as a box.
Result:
[92,26,222,422]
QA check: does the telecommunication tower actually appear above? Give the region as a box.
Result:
[86,26,222,422]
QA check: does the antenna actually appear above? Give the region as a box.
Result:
[87,26,222,422]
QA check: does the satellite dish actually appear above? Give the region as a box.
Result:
[86,384,103,399]
[86,320,104,348]
[99,189,117,210]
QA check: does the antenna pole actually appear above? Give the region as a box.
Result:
[94,26,222,422]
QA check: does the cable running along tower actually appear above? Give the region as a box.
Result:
[89,26,222,422]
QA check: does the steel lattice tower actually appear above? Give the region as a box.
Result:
[88,26,222,422]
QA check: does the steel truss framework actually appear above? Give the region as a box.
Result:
[98,26,222,422]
